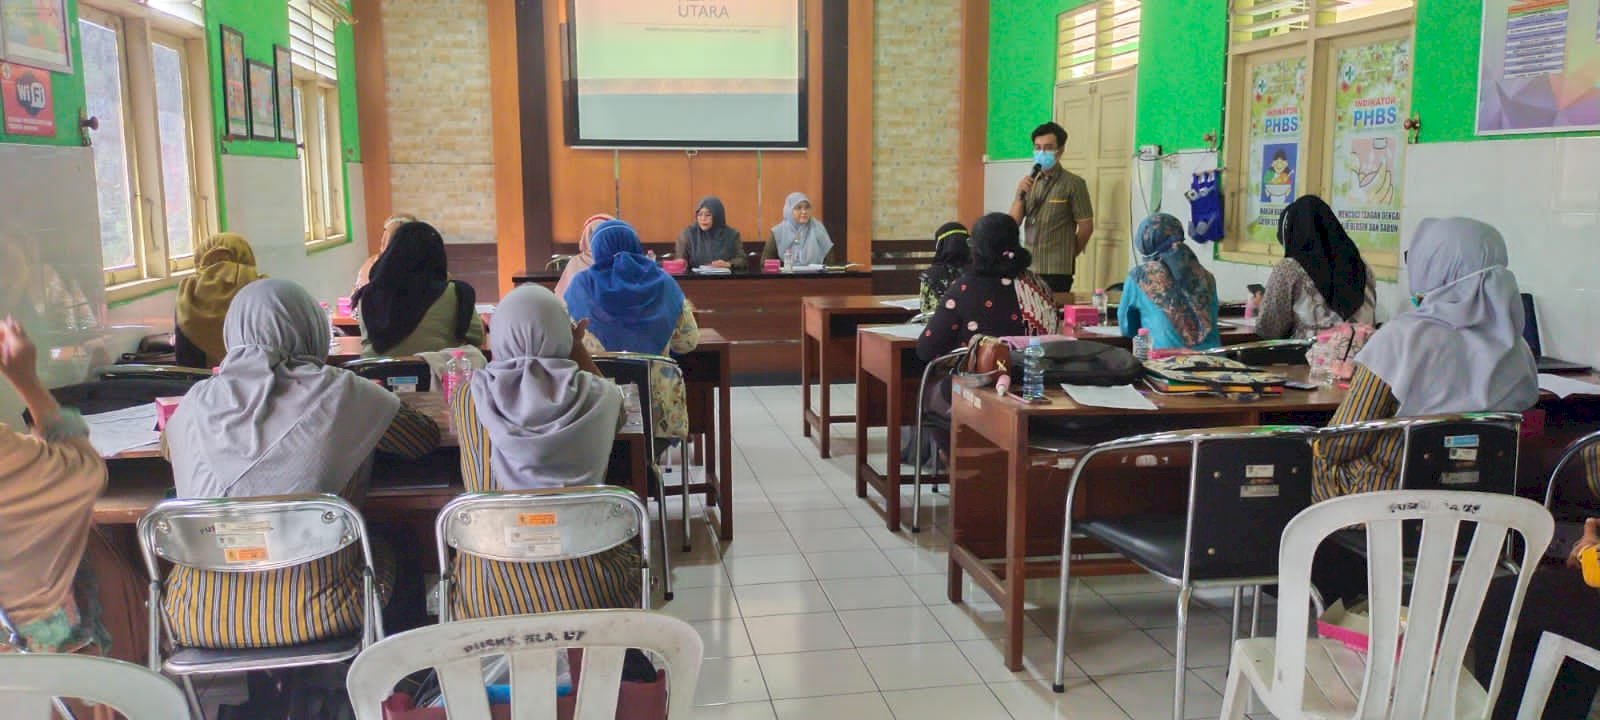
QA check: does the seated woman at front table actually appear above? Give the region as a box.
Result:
[1312,217,1537,503]
[1255,195,1376,340]
[450,284,640,617]
[1118,213,1221,351]
[162,279,439,648]
[175,232,263,368]
[919,221,971,315]
[355,220,485,358]
[762,192,834,266]
[553,213,615,298]
[916,212,1059,363]
[0,318,109,655]
[565,220,698,444]
[353,213,416,294]
[676,196,747,270]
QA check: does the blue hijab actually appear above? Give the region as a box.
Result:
[1126,213,1216,346]
[563,220,686,354]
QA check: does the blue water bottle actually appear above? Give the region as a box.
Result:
[1022,337,1046,400]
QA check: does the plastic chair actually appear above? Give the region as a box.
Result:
[138,494,383,716]
[0,654,191,720]
[1218,490,1554,719]
[909,347,967,533]
[342,356,434,392]
[594,353,689,563]
[1515,631,1600,720]
[0,605,80,719]
[1050,425,1318,720]
[1201,338,1313,366]
[346,610,704,720]
[436,486,653,622]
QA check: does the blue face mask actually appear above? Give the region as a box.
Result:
[1033,150,1057,170]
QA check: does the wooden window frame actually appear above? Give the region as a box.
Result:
[297,74,345,250]
[1056,1,1140,85]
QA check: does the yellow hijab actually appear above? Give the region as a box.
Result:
[177,233,263,365]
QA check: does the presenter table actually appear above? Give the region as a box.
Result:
[515,268,876,378]
[799,295,918,458]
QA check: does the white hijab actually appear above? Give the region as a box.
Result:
[1355,217,1538,416]
[469,285,622,489]
[169,279,401,498]
[770,192,833,265]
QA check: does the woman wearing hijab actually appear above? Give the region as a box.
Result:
[1256,195,1377,340]
[1313,216,1538,503]
[919,222,971,315]
[566,220,698,442]
[917,213,1058,364]
[354,221,485,358]
[450,284,639,617]
[761,192,834,266]
[675,196,746,270]
[1119,213,1221,351]
[553,213,615,298]
[175,233,263,368]
[162,279,440,648]
[353,213,417,294]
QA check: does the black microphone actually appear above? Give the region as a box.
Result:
[1030,163,1043,179]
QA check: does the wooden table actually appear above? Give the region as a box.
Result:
[800,295,917,458]
[679,329,735,541]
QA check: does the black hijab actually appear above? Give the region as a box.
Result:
[930,221,971,267]
[1277,195,1369,320]
[353,221,475,354]
[969,213,1032,278]
[681,196,742,266]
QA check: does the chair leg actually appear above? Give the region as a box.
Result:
[1249,586,1263,639]
[1218,648,1251,720]
[1229,586,1243,646]
[49,697,77,720]
[654,466,674,602]
[180,675,203,720]
[910,421,924,533]
[678,447,691,553]
[1173,585,1192,720]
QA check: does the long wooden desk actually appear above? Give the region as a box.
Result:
[800,295,917,457]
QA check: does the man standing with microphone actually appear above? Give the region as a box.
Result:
[1009,122,1094,293]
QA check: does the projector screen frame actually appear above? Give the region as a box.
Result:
[560,0,810,150]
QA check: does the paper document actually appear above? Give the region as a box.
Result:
[1221,317,1258,330]
[785,264,825,274]
[1061,384,1158,411]
[879,298,922,310]
[1538,373,1600,399]
[863,323,926,340]
[692,266,732,275]
[83,403,161,458]
[1078,325,1124,337]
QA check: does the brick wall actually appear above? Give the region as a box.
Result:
[872,0,963,243]
[382,0,497,245]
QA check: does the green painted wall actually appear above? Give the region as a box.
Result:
[205,0,296,161]
[337,20,359,162]
[0,0,85,147]
[1132,0,1227,151]
[986,0,1096,160]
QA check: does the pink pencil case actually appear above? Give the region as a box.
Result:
[154,397,182,431]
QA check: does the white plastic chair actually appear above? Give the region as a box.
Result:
[1515,632,1600,720]
[0,654,190,719]
[346,610,704,720]
[1219,490,1553,719]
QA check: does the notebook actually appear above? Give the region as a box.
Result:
[1522,294,1591,374]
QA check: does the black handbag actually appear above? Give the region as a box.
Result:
[1013,340,1144,386]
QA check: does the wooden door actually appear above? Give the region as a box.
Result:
[1053,70,1135,292]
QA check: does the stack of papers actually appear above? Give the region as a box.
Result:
[879,298,922,310]
[692,266,732,275]
[1538,373,1600,399]
[785,264,825,274]
[1078,325,1124,337]
[864,323,926,340]
[1061,384,1158,411]
[84,403,161,458]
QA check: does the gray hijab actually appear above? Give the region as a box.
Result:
[469,284,622,489]
[169,279,401,498]
[1355,217,1538,416]
[770,192,833,265]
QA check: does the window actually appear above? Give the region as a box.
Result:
[81,4,213,291]
[1220,0,1413,276]
[1056,1,1140,83]
[290,0,346,247]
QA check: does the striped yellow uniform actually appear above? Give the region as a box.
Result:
[1312,364,1404,503]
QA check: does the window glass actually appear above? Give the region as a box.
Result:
[152,42,195,260]
[80,17,137,271]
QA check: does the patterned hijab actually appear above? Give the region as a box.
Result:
[564,220,686,354]
[1127,213,1216,346]
[770,192,833,265]
[177,233,263,366]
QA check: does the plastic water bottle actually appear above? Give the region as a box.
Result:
[784,244,799,270]
[320,302,337,349]
[1132,328,1152,361]
[1022,337,1046,400]
[1092,288,1108,325]
[440,349,472,403]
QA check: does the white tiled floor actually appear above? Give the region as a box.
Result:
[658,385,1277,720]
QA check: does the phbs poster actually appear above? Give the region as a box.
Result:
[1331,38,1409,251]
[0,61,52,136]
[1246,57,1305,246]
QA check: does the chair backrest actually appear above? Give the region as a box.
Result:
[1269,490,1553,718]
[1201,339,1312,366]
[346,610,704,720]
[1399,414,1522,495]
[1515,631,1600,720]
[1520,293,1543,356]
[0,654,191,719]
[436,487,651,617]
[342,357,433,392]
[1542,429,1600,509]
[591,355,658,445]
[1184,427,1317,581]
[138,494,371,576]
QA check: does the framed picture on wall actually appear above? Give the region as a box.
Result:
[0,0,72,74]
[221,25,248,138]
[274,44,295,143]
[247,60,275,140]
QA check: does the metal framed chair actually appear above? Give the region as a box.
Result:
[346,610,704,720]
[1219,490,1554,719]
[909,347,967,533]
[1049,425,1317,720]
[594,352,691,561]
[1201,338,1313,366]
[1541,428,1600,511]
[435,486,653,622]
[0,654,191,720]
[341,356,433,392]
[137,494,383,716]
[546,254,573,272]
[1515,631,1600,720]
